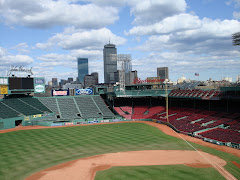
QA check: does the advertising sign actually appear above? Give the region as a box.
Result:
[35,85,45,93]
[33,114,42,118]
[35,78,44,84]
[34,77,45,93]
[51,123,63,126]
[0,85,8,94]
[0,77,8,85]
[24,116,30,121]
[52,90,69,96]
[76,88,93,95]
[112,119,121,122]
[88,120,99,124]
[101,120,110,123]
[64,122,74,126]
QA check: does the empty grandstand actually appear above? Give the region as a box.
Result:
[0,95,115,129]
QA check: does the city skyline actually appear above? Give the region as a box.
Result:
[0,0,240,82]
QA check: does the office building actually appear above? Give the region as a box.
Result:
[84,72,99,87]
[237,75,240,82]
[103,43,117,84]
[84,75,96,87]
[91,72,99,85]
[129,70,138,85]
[52,78,58,88]
[67,78,73,83]
[63,82,82,90]
[59,79,67,88]
[157,67,169,80]
[78,58,89,83]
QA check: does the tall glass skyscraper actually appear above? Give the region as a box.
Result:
[103,43,117,84]
[78,58,89,83]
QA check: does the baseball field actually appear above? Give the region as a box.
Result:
[0,122,239,180]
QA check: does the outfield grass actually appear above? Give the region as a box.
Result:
[95,165,226,180]
[0,123,239,180]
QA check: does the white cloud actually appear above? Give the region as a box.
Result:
[226,0,240,19]
[130,17,240,54]
[11,42,30,54]
[233,11,240,19]
[128,0,187,25]
[0,47,33,66]
[126,13,201,36]
[127,14,240,37]
[80,0,125,7]
[71,49,102,59]
[0,0,119,28]
[36,28,127,50]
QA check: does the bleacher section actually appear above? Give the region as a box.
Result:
[39,98,59,113]
[168,89,221,100]
[199,128,240,144]
[92,96,114,118]
[114,105,240,146]
[0,102,21,119]
[57,98,80,119]
[0,95,115,121]
[74,96,102,119]
[114,106,165,120]
[132,106,148,119]
[119,106,132,119]
[1,98,45,116]
[19,97,51,113]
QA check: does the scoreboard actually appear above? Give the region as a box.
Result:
[9,77,34,90]
[0,77,45,95]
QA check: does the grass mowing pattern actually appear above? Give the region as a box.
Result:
[95,165,225,180]
[0,123,239,180]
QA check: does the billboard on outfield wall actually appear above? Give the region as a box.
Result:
[34,77,45,93]
[0,77,9,95]
[52,89,69,96]
[76,88,93,95]
[0,85,8,94]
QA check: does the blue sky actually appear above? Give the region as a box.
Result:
[0,0,240,83]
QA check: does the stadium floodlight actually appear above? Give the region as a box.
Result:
[232,32,240,46]
[110,54,132,92]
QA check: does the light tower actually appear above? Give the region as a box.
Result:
[232,32,240,46]
[110,54,132,91]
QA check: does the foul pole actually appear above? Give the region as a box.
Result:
[165,81,169,123]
